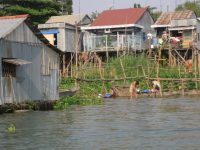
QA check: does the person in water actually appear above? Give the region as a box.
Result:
[109,87,116,98]
[151,80,161,97]
[129,80,140,99]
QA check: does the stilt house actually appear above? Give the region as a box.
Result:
[151,10,197,49]
[81,7,154,52]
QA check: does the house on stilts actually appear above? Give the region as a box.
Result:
[0,14,62,105]
[81,7,154,55]
[151,10,200,66]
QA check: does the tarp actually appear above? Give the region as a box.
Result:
[40,29,59,34]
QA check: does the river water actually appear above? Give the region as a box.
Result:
[0,97,200,150]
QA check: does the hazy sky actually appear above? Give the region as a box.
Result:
[73,0,189,15]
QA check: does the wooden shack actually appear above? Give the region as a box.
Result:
[169,19,197,48]
[0,15,61,105]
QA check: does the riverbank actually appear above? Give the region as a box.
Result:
[2,54,200,114]
[72,54,200,99]
[112,85,200,97]
[0,100,56,114]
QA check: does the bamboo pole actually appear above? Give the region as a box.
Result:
[147,77,200,81]
[117,32,120,57]
[62,54,66,77]
[184,48,189,59]
[75,22,79,87]
[181,79,185,97]
[147,65,150,88]
[120,59,126,83]
[156,52,163,97]
[106,35,109,63]
[76,77,200,82]
[174,49,186,63]
[169,47,171,66]
[194,48,198,89]
[178,57,181,78]
[141,66,150,89]
[198,52,200,80]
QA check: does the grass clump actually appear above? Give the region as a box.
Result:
[55,78,105,110]
[59,77,75,90]
[53,95,103,110]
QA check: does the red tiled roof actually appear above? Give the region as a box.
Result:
[91,8,148,26]
[0,14,29,19]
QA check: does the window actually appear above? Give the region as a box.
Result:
[2,61,16,77]
[54,33,58,46]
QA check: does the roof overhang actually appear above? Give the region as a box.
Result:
[168,26,196,31]
[3,58,32,65]
[38,22,75,30]
[81,24,143,30]
[151,24,171,28]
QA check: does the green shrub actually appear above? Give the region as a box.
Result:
[53,95,103,110]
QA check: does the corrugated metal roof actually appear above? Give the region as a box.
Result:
[0,14,63,54]
[46,14,86,25]
[170,19,196,27]
[0,15,27,38]
[155,10,195,26]
[91,7,148,27]
[3,58,32,65]
[168,26,196,31]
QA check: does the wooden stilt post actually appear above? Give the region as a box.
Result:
[157,48,163,97]
[106,35,109,63]
[62,53,66,77]
[198,51,200,80]
[194,48,198,89]
[178,57,180,77]
[117,32,119,57]
[181,79,185,97]
[75,22,79,87]
[169,48,171,66]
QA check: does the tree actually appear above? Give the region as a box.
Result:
[132,3,161,21]
[0,0,71,25]
[90,11,99,20]
[175,1,200,17]
[53,0,73,15]
[148,7,162,21]
[151,11,162,21]
[133,3,141,8]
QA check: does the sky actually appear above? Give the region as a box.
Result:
[73,0,189,15]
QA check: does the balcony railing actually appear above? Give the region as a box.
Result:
[83,34,146,52]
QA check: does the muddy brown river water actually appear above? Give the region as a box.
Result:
[0,97,200,150]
